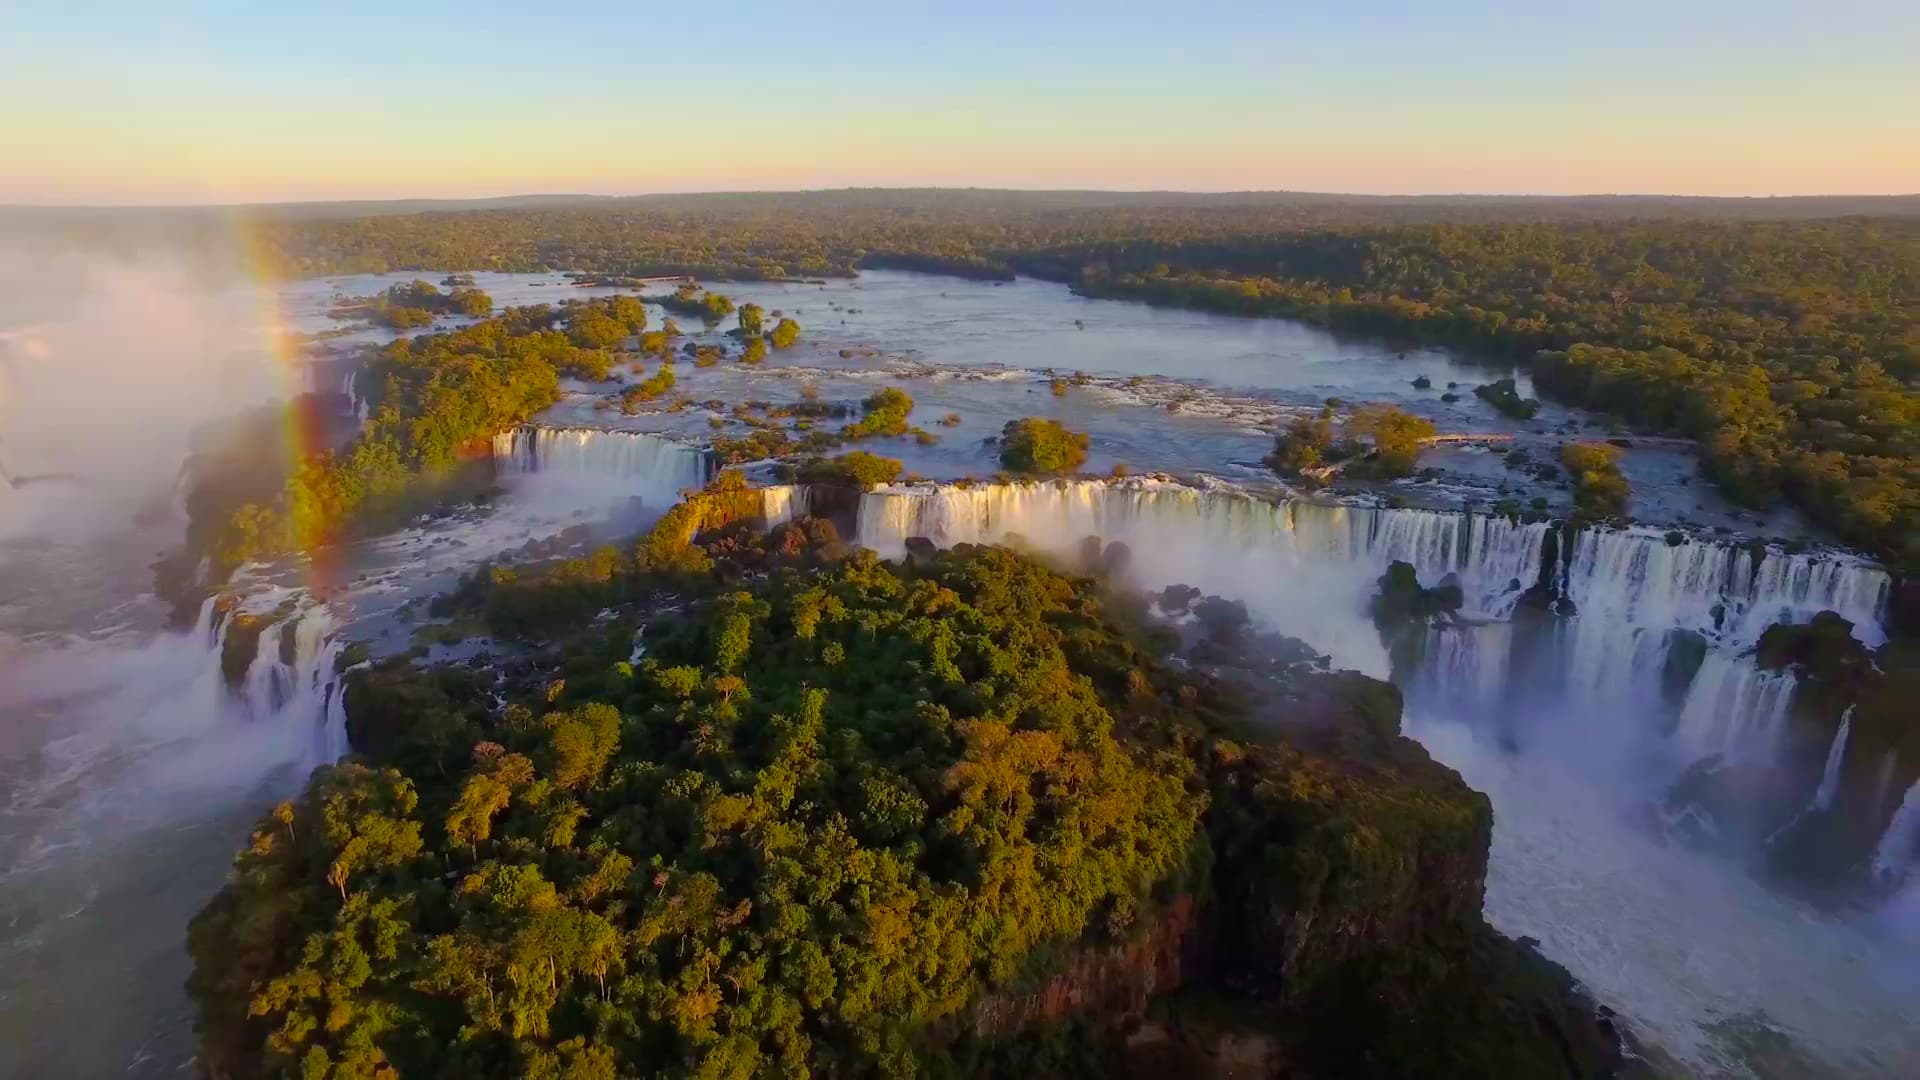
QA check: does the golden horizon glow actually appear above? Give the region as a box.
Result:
[3,4,1917,204]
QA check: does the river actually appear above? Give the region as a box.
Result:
[1,264,1913,1076]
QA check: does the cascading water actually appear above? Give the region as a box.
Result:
[763,484,810,531]
[492,425,711,505]
[858,479,1551,613]
[213,597,350,763]
[1813,707,1855,812]
[856,478,1565,668]
[341,368,368,426]
[1671,655,1799,762]
[1876,782,1920,881]
[856,477,1890,754]
[846,474,1916,1073]
[0,590,352,1076]
[1561,525,1890,648]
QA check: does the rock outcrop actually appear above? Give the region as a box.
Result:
[970,588,1622,1077]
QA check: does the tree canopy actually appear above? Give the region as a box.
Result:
[190,545,1202,1078]
[245,198,1919,566]
[998,418,1089,475]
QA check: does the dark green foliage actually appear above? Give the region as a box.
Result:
[1345,404,1433,478]
[1472,377,1539,419]
[795,451,904,487]
[201,305,570,571]
[735,302,764,338]
[999,418,1089,475]
[845,387,914,439]
[1266,416,1334,478]
[189,545,1201,1078]
[332,279,494,328]
[709,427,793,465]
[1206,727,1486,1000]
[1369,561,1464,631]
[620,364,675,413]
[768,317,801,349]
[1199,675,1621,1079]
[565,294,647,353]
[1561,443,1630,520]
[249,198,1920,567]
[659,283,736,324]
[193,485,1621,1078]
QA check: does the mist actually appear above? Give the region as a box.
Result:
[0,240,290,541]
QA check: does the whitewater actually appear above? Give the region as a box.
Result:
[844,475,1915,1075]
[3,265,1916,1077]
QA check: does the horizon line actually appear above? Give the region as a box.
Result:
[7,186,1920,213]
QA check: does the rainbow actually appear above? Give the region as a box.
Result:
[232,212,348,599]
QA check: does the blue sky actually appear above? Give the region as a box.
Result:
[3,1,1915,203]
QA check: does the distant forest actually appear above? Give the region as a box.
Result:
[36,189,1920,568]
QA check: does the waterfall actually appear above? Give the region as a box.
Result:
[1874,781,1920,881]
[1408,621,1514,719]
[857,479,1553,616]
[1671,654,1797,762]
[208,596,348,765]
[854,479,1888,640]
[763,484,810,530]
[850,477,1891,766]
[1563,526,1890,648]
[1813,708,1854,812]
[492,425,711,505]
[342,368,368,426]
[192,592,219,643]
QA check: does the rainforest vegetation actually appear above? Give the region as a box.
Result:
[1561,443,1632,521]
[1264,405,1434,484]
[183,297,657,580]
[239,194,1919,568]
[188,489,1620,1078]
[330,279,495,329]
[844,388,916,440]
[998,418,1089,475]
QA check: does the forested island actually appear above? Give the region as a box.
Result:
[329,280,496,329]
[189,479,1619,1077]
[225,192,1919,572]
[166,294,725,604]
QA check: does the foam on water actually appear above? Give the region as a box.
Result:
[848,474,1914,1075]
[1415,714,1920,1078]
[492,425,710,503]
[1813,708,1855,813]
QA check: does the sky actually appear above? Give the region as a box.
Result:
[1,1,1916,205]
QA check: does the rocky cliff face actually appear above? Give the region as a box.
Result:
[967,583,1621,1078]
[971,894,1203,1040]
[1198,666,1619,1079]
[1751,612,1920,888]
